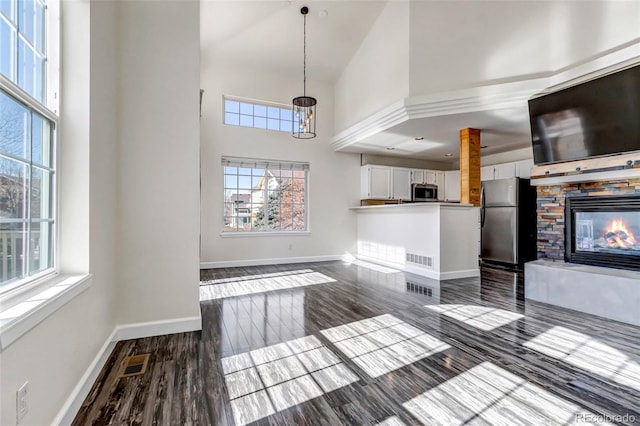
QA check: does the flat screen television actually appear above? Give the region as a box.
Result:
[529,64,640,165]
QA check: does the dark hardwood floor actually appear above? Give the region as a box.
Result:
[73,261,640,425]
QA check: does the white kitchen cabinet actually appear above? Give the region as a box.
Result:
[444,170,460,201]
[361,165,411,201]
[391,168,412,201]
[410,169,425,184]
[493,162,517,179]
[515,158,534,179]
[436,171,446,200]
[481,165,495,181]
[410,169,436,185]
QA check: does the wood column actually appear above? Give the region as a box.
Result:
[459,128,481,206]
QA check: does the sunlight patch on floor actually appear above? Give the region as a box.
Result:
[424,304,523,331]
[221,335,359,425]
[403,362,604,425]
[321,314,450,378]
[524,326,640,392]
[200,271,336,301]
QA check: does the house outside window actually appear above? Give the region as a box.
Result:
[0,0,57,290]
[222,157,308,233]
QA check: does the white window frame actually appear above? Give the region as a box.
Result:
[221,157,310,236]
[0,0,59,296]
[222,96,295,134]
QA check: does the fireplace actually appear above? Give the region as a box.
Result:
[565,195,640,271]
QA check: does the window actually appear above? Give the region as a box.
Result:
[1,0,56,290]
[223,157,308,233]
[224,97,295,133]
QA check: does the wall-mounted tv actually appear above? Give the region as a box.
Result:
[529,64,640,165]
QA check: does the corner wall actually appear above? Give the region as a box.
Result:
[116,0,201,325]
[333,2,410,133]
[0,1,119,424]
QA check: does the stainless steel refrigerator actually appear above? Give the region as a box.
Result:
[481,177,537,267]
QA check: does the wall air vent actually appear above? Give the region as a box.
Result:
[406,253,434,269]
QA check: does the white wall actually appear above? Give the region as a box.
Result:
[408,1,640,95]
[200,61,360,265]
[333,2,410,133]
[116,0,201,324]
[0,1,119,424]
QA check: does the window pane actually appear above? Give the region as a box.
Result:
[239,114,252,127]
[0,90,30,159]
[279,108,292,120]
[280,120,292,132]
[254,105,266,117]
[30,167,51,219]
[252,168,264,177]
[224,174,237,188]
[224,99,239,114]
[0,0,14,20]
[18,0,35,46]
[239,102,253,115]
[0,156,28,219]
[254,116,266,129]
[267,107,279,119]
[267,118,279,131]
[34,0,44,53]
[29,220,52,275]
[0,221,26,284]
[31,112,51,167]
[223,166,237,174]
[0,18,15,80]
[224,112,239,126]
[18,37,45,101]
[237,175,251,190]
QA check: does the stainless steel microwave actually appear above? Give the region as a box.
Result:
[412,183,438,201]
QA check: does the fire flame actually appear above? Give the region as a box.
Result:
[604,218,637,248]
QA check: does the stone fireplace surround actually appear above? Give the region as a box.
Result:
[525,177,640,326]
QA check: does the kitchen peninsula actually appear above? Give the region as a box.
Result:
[352,202,480,280]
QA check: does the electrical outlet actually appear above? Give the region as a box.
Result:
[16,381,28,423]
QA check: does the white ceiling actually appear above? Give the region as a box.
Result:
[201,1,640,162]
[200,0,387,83]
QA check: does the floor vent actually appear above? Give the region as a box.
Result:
[406,281,433,297]
[117,354,150,378]
[406,253,434,268]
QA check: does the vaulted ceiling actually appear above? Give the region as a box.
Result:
[201,1,640,161]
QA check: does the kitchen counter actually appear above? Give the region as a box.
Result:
[352,202,480,280]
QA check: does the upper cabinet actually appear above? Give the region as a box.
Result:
[514,158,534,179]
[435,171,446,200]
[391,168,411,201]
[481,159,534,181]
[444,170,460,201]
[361,165,411,201]
[410,169,436,185]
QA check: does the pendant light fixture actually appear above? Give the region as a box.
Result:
[292,6,317,139]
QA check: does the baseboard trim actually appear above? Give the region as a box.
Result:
[200,255,343,269]
[52,328,118,426]
[52,315,202,425]
[356,255,479,280]
[114,315,202,341]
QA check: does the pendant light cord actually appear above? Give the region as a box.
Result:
[303,11,307,97]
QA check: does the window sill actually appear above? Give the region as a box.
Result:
[220,231,310,238]
[0,273,92,351]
